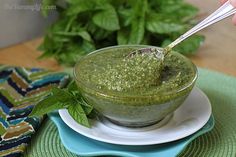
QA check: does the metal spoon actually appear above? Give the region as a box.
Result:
[129,1,236,60]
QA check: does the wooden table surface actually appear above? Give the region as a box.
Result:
[0,0,236,76]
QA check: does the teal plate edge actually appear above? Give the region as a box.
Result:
[48,112,214,157]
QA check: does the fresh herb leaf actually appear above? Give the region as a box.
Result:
[159,3,199,22]
[68,81,78,92]
[128,18,145,44]
[81,40,96,53]
[146,13,185,34]
[68,101,90,127]
[29,81,94,128]
[175,35,205,55]
[29,96,67,117]
[51,87,73,102]
[67,82,93,115]
[66,0,95,15]
[93,29,112,41]
[118,8,133,27]
[79,99,93,115]
[54,30,92,42]
[162,35,205,54]
[128,0,147,44]
[117,29,128,45]
[92,4,120,31]
[40,0,204,66]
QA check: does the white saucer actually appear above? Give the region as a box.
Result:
[59,87,212,146]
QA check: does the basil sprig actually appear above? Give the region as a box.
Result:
[29,81,93,127]
[39,0,204,66]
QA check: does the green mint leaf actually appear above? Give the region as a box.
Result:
[92,4,120,31]
[174,35,205,55]
[128,18,145,44]
[67,81,93,115]
[67,81,78,92]
[117,29,129,45]
[67,81,81,97]
[56,41,91,66]
[29,96,67,117]
[38,35,60,57]
[87,109,98,119]
[51,87,73,102]
[118,8,133,27]
[39,0,204,66]
[54,31,92,42]
[38,50,54,59]
[160,3,199,22]
[128,0,147,44]
[68,102,90,127]
[81,40,96,53]
[56,53,82,66]
[93,29,112,41]
[66,1,95,15]
[161,35,205,55]
[146,13,185,34]
[79,99,93,115]
[86,22,98,34]
[77,30,92,42]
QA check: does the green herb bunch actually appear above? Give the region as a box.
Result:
[30,81,94,127]
[40,0,204,66]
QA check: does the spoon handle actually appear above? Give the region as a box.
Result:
[167,1,236,49]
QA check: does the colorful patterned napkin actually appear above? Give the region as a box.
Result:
[0,65,69,157]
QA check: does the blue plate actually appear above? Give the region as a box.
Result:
[49,113,214,157]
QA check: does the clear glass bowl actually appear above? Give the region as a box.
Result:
[74,45,198,127]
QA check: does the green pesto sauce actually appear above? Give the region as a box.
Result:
[95,52,163,92]
[76,47,195,96]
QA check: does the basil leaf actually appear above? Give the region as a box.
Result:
[162,35,205,54]
[52,87,73,102]
[160,3,199,21]
[174,35,205,55]
[92,4,120,31]
[67,81,94,115]
[68,102,90,127]
[81,40,96,53]
[55,41,93,66]
[66,0,95,15]
[146,13,185,34]
[40,0,204,64]
[118,8,133,27]
[93,29,112,40]
[77,30,92,42]
[117,29,129,45]
[67,81,78,92]
[78,98,93,115]
[29,96,67,117]
[29,80,94,128]
[54,30,92,42]
[128,18,145,44]
[128,0,147,44]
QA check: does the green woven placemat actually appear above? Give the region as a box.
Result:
[23,68,236,157]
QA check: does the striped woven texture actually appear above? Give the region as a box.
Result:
[23,68,236,157]
[0,65,69,157]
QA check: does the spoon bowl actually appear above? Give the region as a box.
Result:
[127,47,165,61]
